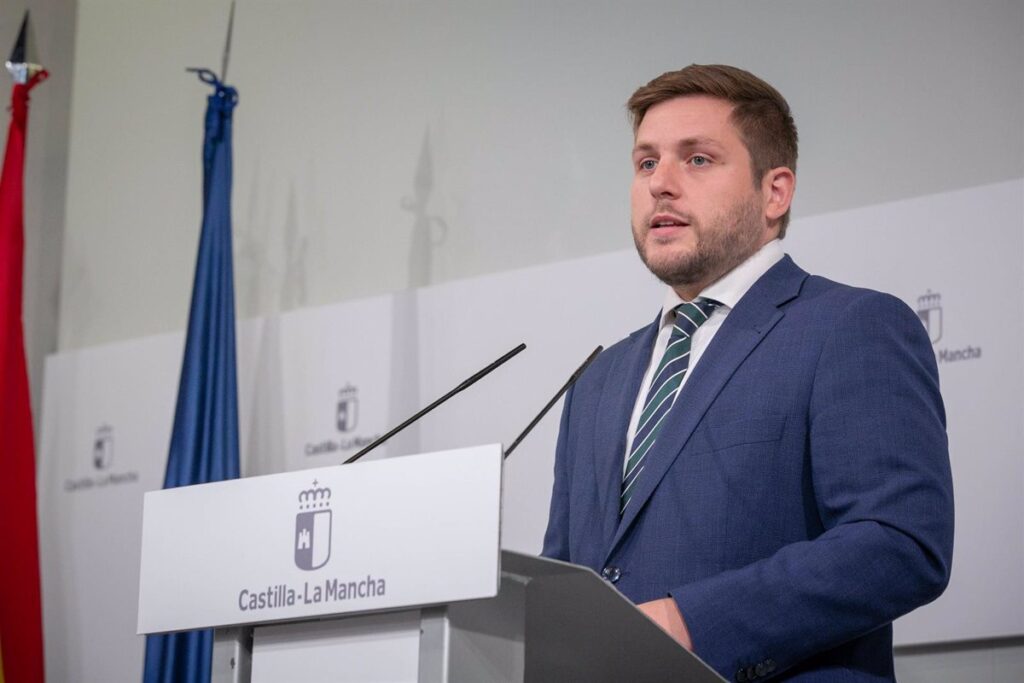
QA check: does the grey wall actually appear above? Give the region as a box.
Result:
[28,0,1024,680]
[57,0,1024,351]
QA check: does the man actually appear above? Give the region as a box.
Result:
[542,64,954,682]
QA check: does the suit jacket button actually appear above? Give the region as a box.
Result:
[765,659,776,673]
[755,662,767,677]
[735,669,748,683]
[600,566,621,583]
[746,665,758,680]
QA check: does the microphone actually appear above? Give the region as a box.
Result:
[503,345,603,459]
[343,343,527,464]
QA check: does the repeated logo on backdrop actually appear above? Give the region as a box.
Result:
[917,290,943,344]
[916,290,982,364]
[64,424,140,492]
[336,384,359,432]
[304,383,380,457]
[92,424,115,470]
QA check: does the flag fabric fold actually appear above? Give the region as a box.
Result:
[142,71,240,683]
[0,68,47,683]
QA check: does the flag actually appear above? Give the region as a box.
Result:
[142,69,240,683]
[0,67,47,683]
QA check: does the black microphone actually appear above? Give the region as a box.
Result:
[343,343,527,464]
[503,345,603,459]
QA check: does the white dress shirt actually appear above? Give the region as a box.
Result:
[623,240,786,472]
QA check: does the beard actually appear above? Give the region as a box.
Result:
[633,194,765,290]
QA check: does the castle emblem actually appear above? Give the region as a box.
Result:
[916,290,942,344]
[337,384,359,433]
[93,424,114,470]
[295,481,332,570]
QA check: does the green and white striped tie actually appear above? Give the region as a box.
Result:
[621,299,719,513]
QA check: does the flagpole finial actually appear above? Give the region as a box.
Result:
[184,2,235,85]
[6,12,45,84]
[221,0,235,83]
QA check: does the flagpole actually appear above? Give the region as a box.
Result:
[141,6,241,682]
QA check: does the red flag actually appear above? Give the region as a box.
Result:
[0,68,47,683]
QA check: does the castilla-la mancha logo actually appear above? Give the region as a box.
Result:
[337,384,359,433]
[917,290,942,344]
[93,424,114,470]
[294,481,332,571]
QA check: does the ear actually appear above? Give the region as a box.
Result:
[762,167,796,231]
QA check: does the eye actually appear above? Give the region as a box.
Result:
[638,158,657,172]
[690,155,709,167]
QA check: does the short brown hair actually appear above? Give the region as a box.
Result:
[627,64,798,235]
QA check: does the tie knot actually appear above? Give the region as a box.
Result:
[672,299,719,337]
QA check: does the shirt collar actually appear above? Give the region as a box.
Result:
[658,239,786,326]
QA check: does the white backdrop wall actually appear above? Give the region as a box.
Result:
[41,1,1024,681]
[40,179,1024,681]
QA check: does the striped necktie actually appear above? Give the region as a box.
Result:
[621,299,719,513]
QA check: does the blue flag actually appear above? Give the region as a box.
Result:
[142,70,240,683]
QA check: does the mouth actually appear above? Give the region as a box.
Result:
[649,213,691,231]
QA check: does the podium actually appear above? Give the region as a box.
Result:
[138,444,725,682]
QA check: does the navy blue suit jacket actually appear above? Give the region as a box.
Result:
[542,256,954,682]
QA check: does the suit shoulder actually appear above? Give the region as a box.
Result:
[591,320,650,362]
[798,275,919,322]
[792,275,934,366]
[607,321,653,353]
[573,318,655,389]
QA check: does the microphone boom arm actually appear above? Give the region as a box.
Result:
[343,343,527,464]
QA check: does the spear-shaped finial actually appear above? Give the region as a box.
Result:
[220,0,235,83]
[6,11,44,84]
[186,2,236,83]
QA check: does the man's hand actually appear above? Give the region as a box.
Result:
[637,597,693,650]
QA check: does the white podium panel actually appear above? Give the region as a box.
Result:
[251,612,423,683]
[138,444,502,634]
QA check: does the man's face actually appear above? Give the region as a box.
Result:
[631,95,773,295]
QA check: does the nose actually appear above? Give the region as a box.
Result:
[648,160,681,199]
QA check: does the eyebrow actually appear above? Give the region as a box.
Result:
[632,136,725,156]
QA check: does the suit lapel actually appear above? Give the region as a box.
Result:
[593,318,659,552]
[606,256,808,560]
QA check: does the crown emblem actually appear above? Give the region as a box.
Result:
[917,290,941,310]
[298,482,332,509]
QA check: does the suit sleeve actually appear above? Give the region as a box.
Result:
[669,292,954,678]
[541,382,575,561]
